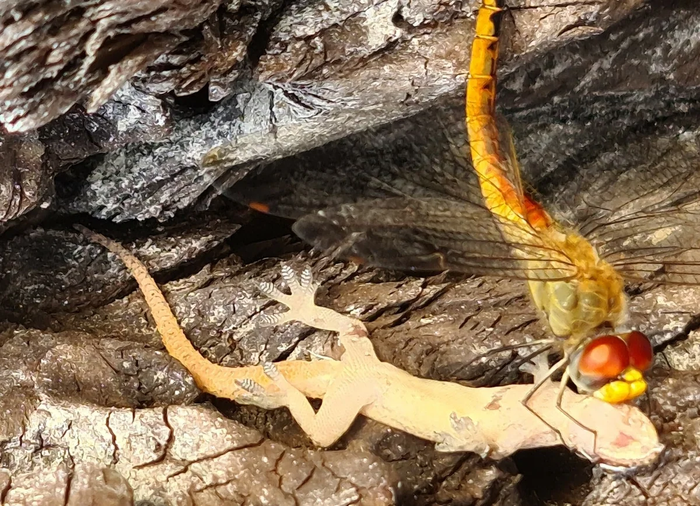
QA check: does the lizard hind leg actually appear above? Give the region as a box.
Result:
[259,361,375,448]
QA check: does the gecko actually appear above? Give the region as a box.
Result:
[75,225,661,468]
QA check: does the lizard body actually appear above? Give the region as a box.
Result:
[76,225,661,467]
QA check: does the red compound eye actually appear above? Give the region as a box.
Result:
[577,335,630,379]
[622,331,654,371]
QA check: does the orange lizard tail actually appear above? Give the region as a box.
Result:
[74,224,337,399]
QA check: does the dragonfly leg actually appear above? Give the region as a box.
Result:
[520,356,569,446]
[502,344,554,380]
[522,355,566,404]
[555,368,598,459]
[642,389,653,417]
[484,344,553,385]
[453,338,557,379]
[478,338,557,358]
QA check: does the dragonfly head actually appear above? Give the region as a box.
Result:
[568,331,654,403]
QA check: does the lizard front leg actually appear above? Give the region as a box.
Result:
[242,265,380,447]
[259,265,372,355]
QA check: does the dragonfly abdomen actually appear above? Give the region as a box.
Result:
[466,0,502,121]
[467,1,522,221]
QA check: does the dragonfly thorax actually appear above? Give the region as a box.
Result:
[527,232,627,340]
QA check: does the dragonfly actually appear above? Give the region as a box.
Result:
[203,0,700,424]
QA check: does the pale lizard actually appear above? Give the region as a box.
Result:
[75,225,661,468]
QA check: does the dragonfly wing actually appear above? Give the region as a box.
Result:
[294,197,577,280]
[221,105,482,219]
[217,102,578,280]
[595,209,700,284]
[542,128,700,284]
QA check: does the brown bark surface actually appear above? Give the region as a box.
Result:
[1,0,700,504]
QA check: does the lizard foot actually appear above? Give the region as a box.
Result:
[235,377,289,410]
[258,265,321,328]
[434,413,491,457]
[242,361,309,412]
[257,263,368,351]
[520,352,553,384]
[260,361,298,398]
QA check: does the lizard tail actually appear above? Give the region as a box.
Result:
[75,224,339,401]
[74,224,220,391]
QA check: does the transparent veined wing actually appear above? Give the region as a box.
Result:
[218,100,700,286]
[221,105,578,280]
[220,104,483,218]
[221,103,545,234]
[294,197,577,280]
[539,126,700,284]
[600,210,700,285]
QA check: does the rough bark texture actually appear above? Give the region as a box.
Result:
[1,0,700,504]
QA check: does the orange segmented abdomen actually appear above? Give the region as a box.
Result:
[523,194,551,230]
[466,1,550,232]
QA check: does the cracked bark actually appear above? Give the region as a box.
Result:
[0,0,670,225]
[1,0,700,504]
[0,398,394,505]
[2,242,700,503]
